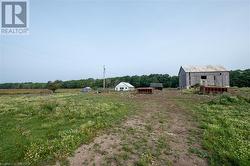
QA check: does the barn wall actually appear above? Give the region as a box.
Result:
[189,71,230,87]
[178,67,187,88]
[221,72,230,87]
[187,72,191,88]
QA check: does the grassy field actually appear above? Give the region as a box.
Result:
[177,89,250,166]
[0,91,136,165]
[0,88,85,95]
[0,89,52,95]
[0,88,249,165]
[196,95,250,166]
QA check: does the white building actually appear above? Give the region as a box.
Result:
[115,82,135,91]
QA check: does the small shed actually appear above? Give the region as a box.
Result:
[82,87,92,93]
[137,87,154,94]
[115,82,135,91]
[150,83,163,90]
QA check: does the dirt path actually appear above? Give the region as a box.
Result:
[68,90,207,166]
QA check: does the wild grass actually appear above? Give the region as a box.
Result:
[55,89,82,93]
[230,87,250,102]
[0,88,84,95]
[194,95,250,166]
[181,88,199,94]
[0,89,52,95]
[0,92,136,165]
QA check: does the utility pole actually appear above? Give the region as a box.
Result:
[103,65,106,89]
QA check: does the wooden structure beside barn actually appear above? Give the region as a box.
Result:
[137,87,154,94]
[200,86,228,94]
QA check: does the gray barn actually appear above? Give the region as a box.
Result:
[178,65,230,89]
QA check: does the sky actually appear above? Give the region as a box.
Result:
[0,0,250,83]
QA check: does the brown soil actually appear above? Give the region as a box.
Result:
[68,90,208,166]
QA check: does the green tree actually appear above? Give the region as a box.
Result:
[47,80,62,93]
[230,69,250,87]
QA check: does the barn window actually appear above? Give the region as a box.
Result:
[214,76,216,80]
[201,76,207,79]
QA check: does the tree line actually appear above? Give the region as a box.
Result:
[0,69,249,89]
[230,69,250,87]
[0,74,178,89]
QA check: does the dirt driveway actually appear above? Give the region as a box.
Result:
[68,90,207,166]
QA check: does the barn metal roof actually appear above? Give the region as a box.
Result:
[182,65,228,72]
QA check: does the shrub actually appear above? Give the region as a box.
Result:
[208,95,243,105]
